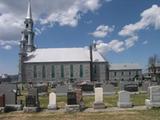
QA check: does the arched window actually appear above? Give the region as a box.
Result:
[70,65,74,78]
[80,65,83,78]
[51,65,55,78]
[33,65,37,78]
[61,65,64,78]
[42,65,46,78]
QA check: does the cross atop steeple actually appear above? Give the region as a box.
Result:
[26,0,32,19]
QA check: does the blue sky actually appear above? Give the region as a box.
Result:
[0,0,160,74]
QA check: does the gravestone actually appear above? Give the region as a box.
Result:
[120,81,138,92]
[75,88,85,110]
[103,84,115,94]
[65,91,80,112]
[124,84,138,92]
[141,81,150,92]
[0,94,5,107]
[0,84,17,105]
[93,87,105,109]
[145,86,160,108]
[48,92,57,110]
[0,94,5,112]
[23,87,40,112]
[25,95,37,107]
[67,92,77,105]
[117,91,132,108]
[0,84,24,112]
[81,84,94,92]
[56,85,68,95]
[34,83,48,96]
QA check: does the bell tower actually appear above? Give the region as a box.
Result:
[23,0,35,52]
[18,0,35,82]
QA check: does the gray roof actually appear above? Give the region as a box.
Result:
[25,48,106,63]
[110,64,141,70]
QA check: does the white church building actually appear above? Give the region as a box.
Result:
[18,1,109,83]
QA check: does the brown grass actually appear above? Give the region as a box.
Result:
[0,109,160,120]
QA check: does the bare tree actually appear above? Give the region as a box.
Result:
[148,54,160,81]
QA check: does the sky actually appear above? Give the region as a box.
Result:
[0,0,160,74]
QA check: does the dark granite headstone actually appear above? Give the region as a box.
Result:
[0,94,5,107]
[81,84,94,92]
[23,88,40,112]
[124,84,138,92]
[26,95,37,107]
[26,88,39,107]
[67,92,77,105]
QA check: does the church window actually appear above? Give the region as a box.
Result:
[61,65,64,78]
[70,65,74,78]
[42,65,46,78]
[121,72,124,76]
[26,23,29,28]
[51,65,55,78]
[33,65,37,78]
[94,64,97,74]
[114,72,116,76]
[80,65,83,78]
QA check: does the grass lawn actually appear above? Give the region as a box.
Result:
[18,92,148,109]
[0,109,160,120]
[18,88,148,109]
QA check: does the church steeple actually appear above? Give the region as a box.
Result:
[26,0,32,19]
[23,0,35,52]
[18,0,35,82]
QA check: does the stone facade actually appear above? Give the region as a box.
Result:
[24,62,108,83]
[109,66,142,81]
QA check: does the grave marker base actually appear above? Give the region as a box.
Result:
[23,107,39,112]
[117,102,133,108]
[48,104,57,110]
[93,102,105,109]
[65,104,80,112]
[145,99,160,109]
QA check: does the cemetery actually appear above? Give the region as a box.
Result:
[0,81,160,120]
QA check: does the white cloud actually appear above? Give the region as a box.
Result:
[3,45,12,50]
[118,5,160,50]
[0,0,103,50]
[0,40,19,50]
[96,40,125,54]
[95,36,139,54]
[125,36,138,48]
[119,5,160,37]
[90,25,114,38]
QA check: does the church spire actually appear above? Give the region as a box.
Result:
[26,0,32,19]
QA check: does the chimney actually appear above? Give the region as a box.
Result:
[90,45,93,81]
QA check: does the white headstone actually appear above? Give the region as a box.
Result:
[95,87,103,103]
[117,90,132,108]
[119,91,130,103]
[150,86,160,102]
[145,86,160,108]
[48,92,57,110]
